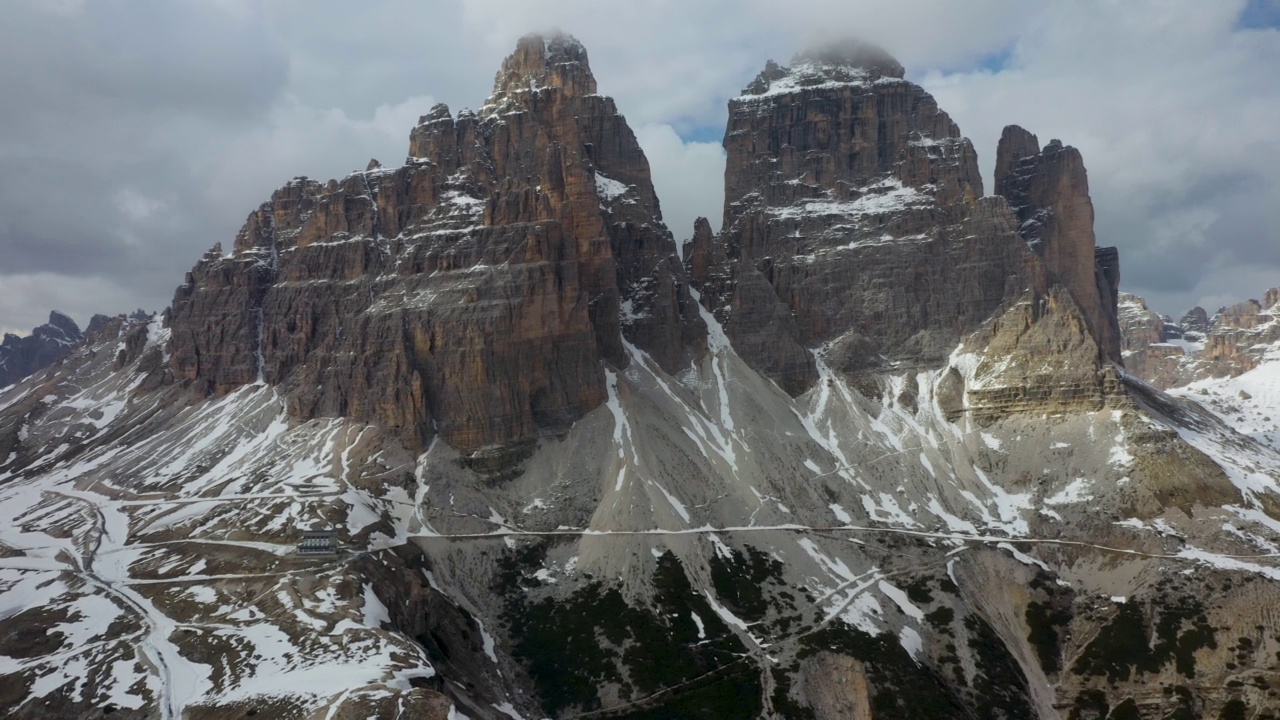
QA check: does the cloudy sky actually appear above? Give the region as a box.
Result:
[2,0,1278,335]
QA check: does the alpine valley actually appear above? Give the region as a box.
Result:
[5,34,1280,720]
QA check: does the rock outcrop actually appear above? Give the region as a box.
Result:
[1120,288,1280,389]
[1192,294,1280,376]
[688,40,1024,394]
[167,33,704,468]
[994,126,1124,364]
[686,42,1123,421]
[0,311,83,388]
[1118,292,1187,388]
[1180,306,1210,334]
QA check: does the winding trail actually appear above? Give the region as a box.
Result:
[406,520,1280,562]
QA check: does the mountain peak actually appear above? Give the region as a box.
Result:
[739,39,905,99]
[0,309,84,387]
[485,32,596,111]
[792,37,905,77]
[46,310,80,337]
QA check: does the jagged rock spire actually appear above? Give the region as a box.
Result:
[167,33,704,467]
[485,32,597,111]
[994,124,1040,196]
[993,124,1123,364]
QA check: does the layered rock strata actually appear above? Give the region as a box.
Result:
[1118,292,1187,388]
[686,40,1123,420]
[167,34,704,465]
[1120,288,1280,389]
[994,125,1124,364]
[687,41,1020,393]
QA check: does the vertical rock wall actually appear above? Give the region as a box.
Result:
[167,34,703,465]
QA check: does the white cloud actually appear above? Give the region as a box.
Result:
[198,94,437,239]
[633,124,727,243]
[0,274,155,335]
[918,0,1280,313]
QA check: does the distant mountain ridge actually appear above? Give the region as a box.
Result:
[1119,288,1280,389]
[0,311,92,388]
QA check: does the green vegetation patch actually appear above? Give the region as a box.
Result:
[1071,596,1216,683]
[707,544,786,624]
[1108,698,1141,720]
[769,666,817,720]
[498,546,762,718]
[1026,600,1071,674]
[1068,689,1109,720]
[963,614,1036,719]
[1025,569,1074,674]
[1163,685,1198,720]
[1219,699,1248,720]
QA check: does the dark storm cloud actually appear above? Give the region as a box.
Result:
[0,2,286,119]
[0,1,472,333]
[0,0,293,331]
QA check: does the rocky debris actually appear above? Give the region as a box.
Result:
[7,285,1280,719]
[955,284,1128,424]
[0,311,83,388]
[994,126,1124,364]
[167,32,704,468]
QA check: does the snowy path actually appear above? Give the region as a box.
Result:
[46,489,215,720]
[410,521,1280,563]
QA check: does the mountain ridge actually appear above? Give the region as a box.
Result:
[2,33,1280,720]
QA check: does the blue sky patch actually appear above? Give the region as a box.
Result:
[977,46,1014,73]
[1240,0,1280,29]
[676,124,724,145]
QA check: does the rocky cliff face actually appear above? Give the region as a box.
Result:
[686,41,1121,421]
[1181,305,1211,333]
[687,41,1022,394]
[1118,292,1188,388]
[0,311,85,388]
[6,33,1280,720]
[167,34,703,469]
[994,126,1124,364]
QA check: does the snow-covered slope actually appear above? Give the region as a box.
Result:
[4,309,1280,719]
[0,318,447,718]
[1171,346,1280,454]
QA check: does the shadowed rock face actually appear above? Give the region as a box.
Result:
[688,43,1034,394]
[994,126,1124,364]
[0,311,83,388]
[167,33,704,465]
[1181,306,1211,333]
